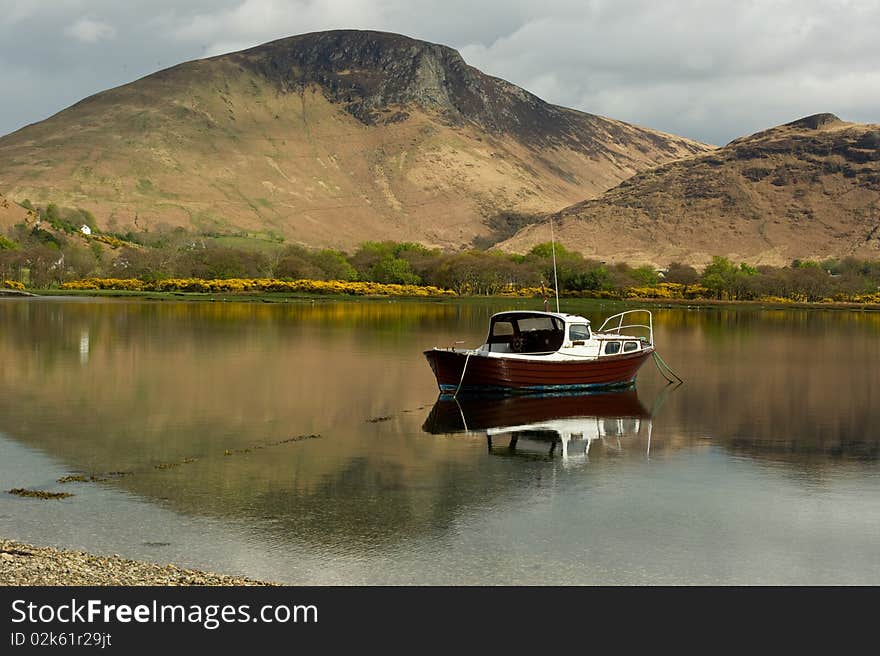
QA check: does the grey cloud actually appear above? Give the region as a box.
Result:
[64,17,117,43]
[0,0,877,144]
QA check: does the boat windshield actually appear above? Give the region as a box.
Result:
[488,314,565,354]
[569,323,591,341]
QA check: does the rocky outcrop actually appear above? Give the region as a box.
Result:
[230,30,673,151]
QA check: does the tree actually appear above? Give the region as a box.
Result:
[20,245,65,288]
[173,245,266,279]
[525,242,610,293]
[43,203,62,226]
[664,262,699,286]
[631,265,660,286]
[701,256,739,299]
[566,266,610,291]
[275,246,324,280]
[111,247,173,281]
[313,249,357,281]
[370,256,420,285]
[0,247,24,281]
[348,241,427,284]
[62,243,100,280]
[424,252,478,294]
[606,263,641,289]
[788,265,833,302]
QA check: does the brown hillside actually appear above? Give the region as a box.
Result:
[0,30,711,250]
[0,193,36,230]
[501,113,880,266]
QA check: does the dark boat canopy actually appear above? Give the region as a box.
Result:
[486,311,583,354]
[490,311,590,325]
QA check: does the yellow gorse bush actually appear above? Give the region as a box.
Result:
[60,278,456,297]
[88,234,131,249]
[50,277,880,305]
[2,279,25,290]
[852,292,880,304]
[621,283,710,300]
[755,295,795,304]
[498,285,544,297]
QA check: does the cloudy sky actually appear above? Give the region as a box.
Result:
[0,0,877,145]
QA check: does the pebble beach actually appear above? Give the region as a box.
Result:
[0,538,276,586]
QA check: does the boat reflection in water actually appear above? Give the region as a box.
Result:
[422,388,653,461]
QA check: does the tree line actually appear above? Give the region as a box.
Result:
[2,218,880,303]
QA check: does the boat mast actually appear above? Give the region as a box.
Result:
[550,216,560,312]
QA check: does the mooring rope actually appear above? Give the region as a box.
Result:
[453,352,472,399]
[652,351,684,384]
[453,396,470,433]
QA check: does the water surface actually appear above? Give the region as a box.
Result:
[1,297,878,584]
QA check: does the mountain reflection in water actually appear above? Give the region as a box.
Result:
[1,297,879,584]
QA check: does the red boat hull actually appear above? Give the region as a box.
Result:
[423,388,650,434]
[424,347,654,394]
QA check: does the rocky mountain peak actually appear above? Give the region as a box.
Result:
[783,113,842,130]
[226,29,571,142]
[727,112,848,148]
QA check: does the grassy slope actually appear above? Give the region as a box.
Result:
[0,193,35,228]
[0,53,711,249]
[501,115,880,266]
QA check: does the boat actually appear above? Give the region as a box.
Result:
[424,308,657,396]
[422,388,652,460]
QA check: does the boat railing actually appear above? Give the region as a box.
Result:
[596,310,654,346]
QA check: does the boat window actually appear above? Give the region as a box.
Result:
[569,324,590,341]
[517,316,559,332]
[623,341,639,352]
[492,321,514,337]
[502,315,565,354]
[604,341,621,355]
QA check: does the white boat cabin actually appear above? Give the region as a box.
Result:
[486,414,647,459]
[477,310,652,359]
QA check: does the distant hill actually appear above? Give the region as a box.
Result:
[0,30,710,249]
[500,113,880,266]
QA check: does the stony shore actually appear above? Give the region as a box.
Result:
[0,538,276,586]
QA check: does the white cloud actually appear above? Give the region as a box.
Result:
[65,17,117,43]
[169,0,383,50]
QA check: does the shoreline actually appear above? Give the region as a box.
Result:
[0,538,277,586]
[13,288,880,312]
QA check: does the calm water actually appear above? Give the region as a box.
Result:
[1,296,879,585]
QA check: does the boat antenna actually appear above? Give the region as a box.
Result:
[550,215,560,312]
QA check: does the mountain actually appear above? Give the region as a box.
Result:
[500,113,880,266]
[0,30,711,249]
